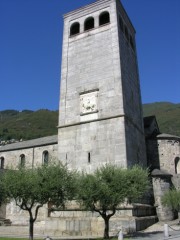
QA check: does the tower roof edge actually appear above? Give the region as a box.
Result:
[63,0,113,19]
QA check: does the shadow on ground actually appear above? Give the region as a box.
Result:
[125,231,164,239]
[124,230,180,240]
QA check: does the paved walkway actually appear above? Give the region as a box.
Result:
[125,219,180,240]
[127,231,180,239]
[0,220,180,240]
[1,232,180,240]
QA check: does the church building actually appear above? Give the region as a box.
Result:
[0,0,180,237]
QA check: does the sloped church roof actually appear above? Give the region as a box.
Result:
[0,135,58,152]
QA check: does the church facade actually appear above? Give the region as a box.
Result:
[0,0,180,237]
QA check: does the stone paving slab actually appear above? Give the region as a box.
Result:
[128,231,180,240]
[1,220,180,240]
[127,219,180,240]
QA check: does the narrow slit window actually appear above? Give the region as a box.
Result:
[99,11,110,26]
[88,152,91,163]
[124,25,129,41]
[84,17,94,31]
[130,35,135,51]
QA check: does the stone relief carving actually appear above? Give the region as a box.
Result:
[80,91,98,115]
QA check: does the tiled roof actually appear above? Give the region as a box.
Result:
[156,133,180,140]
[151,169,172,177]
[0,135,58,152]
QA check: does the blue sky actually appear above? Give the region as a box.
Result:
[0,0,179,111]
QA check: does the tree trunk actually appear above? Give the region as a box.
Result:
[178,211,180,225]
[29,218,34,240]
[103,217,110,239]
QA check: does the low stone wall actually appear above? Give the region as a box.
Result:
[132,204,156,217]
[42,206,157,237]
[5,201,157,237]
[40,214,158,237]
[135,216,158,231]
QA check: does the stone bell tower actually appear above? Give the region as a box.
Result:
[58,0,147,172]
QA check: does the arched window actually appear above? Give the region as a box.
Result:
[70,22,80,36]
[99,11,110,26]
[43,151,49,165]
[84,17,94,31]
[175,157,180,174]
[88,152,91,164]
[20,154,25,168]
[0,157,4,169]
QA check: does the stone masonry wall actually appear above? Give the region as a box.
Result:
[146,137,180,174]
[58,0,128,170]
[59,1,124,127]
[117,0,147,167]
[0,144,57,169]
[58,0,147,170]
[157,139,180,175]
[59,117,127,172]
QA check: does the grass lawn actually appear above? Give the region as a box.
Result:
[0,239,42,240]
[0,239,28,240]
[0,239,41,240]
[0,239,31,240]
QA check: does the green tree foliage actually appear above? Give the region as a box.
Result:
[38,163,77,210]
[77,164,149,239]
[162,189,180,221]
[1,167,49,240]
[0,163,77,240]
[125,166,150,203]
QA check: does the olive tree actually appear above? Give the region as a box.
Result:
[77,164,149,239]
[1,163,77,240]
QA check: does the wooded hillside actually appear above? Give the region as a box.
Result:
[143,102,180,136]
[0,102,179,143]
[0,109,58,142]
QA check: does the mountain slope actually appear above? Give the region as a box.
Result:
[0,109,58,141]
[0,102,179,142]
[143,102,180,136]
